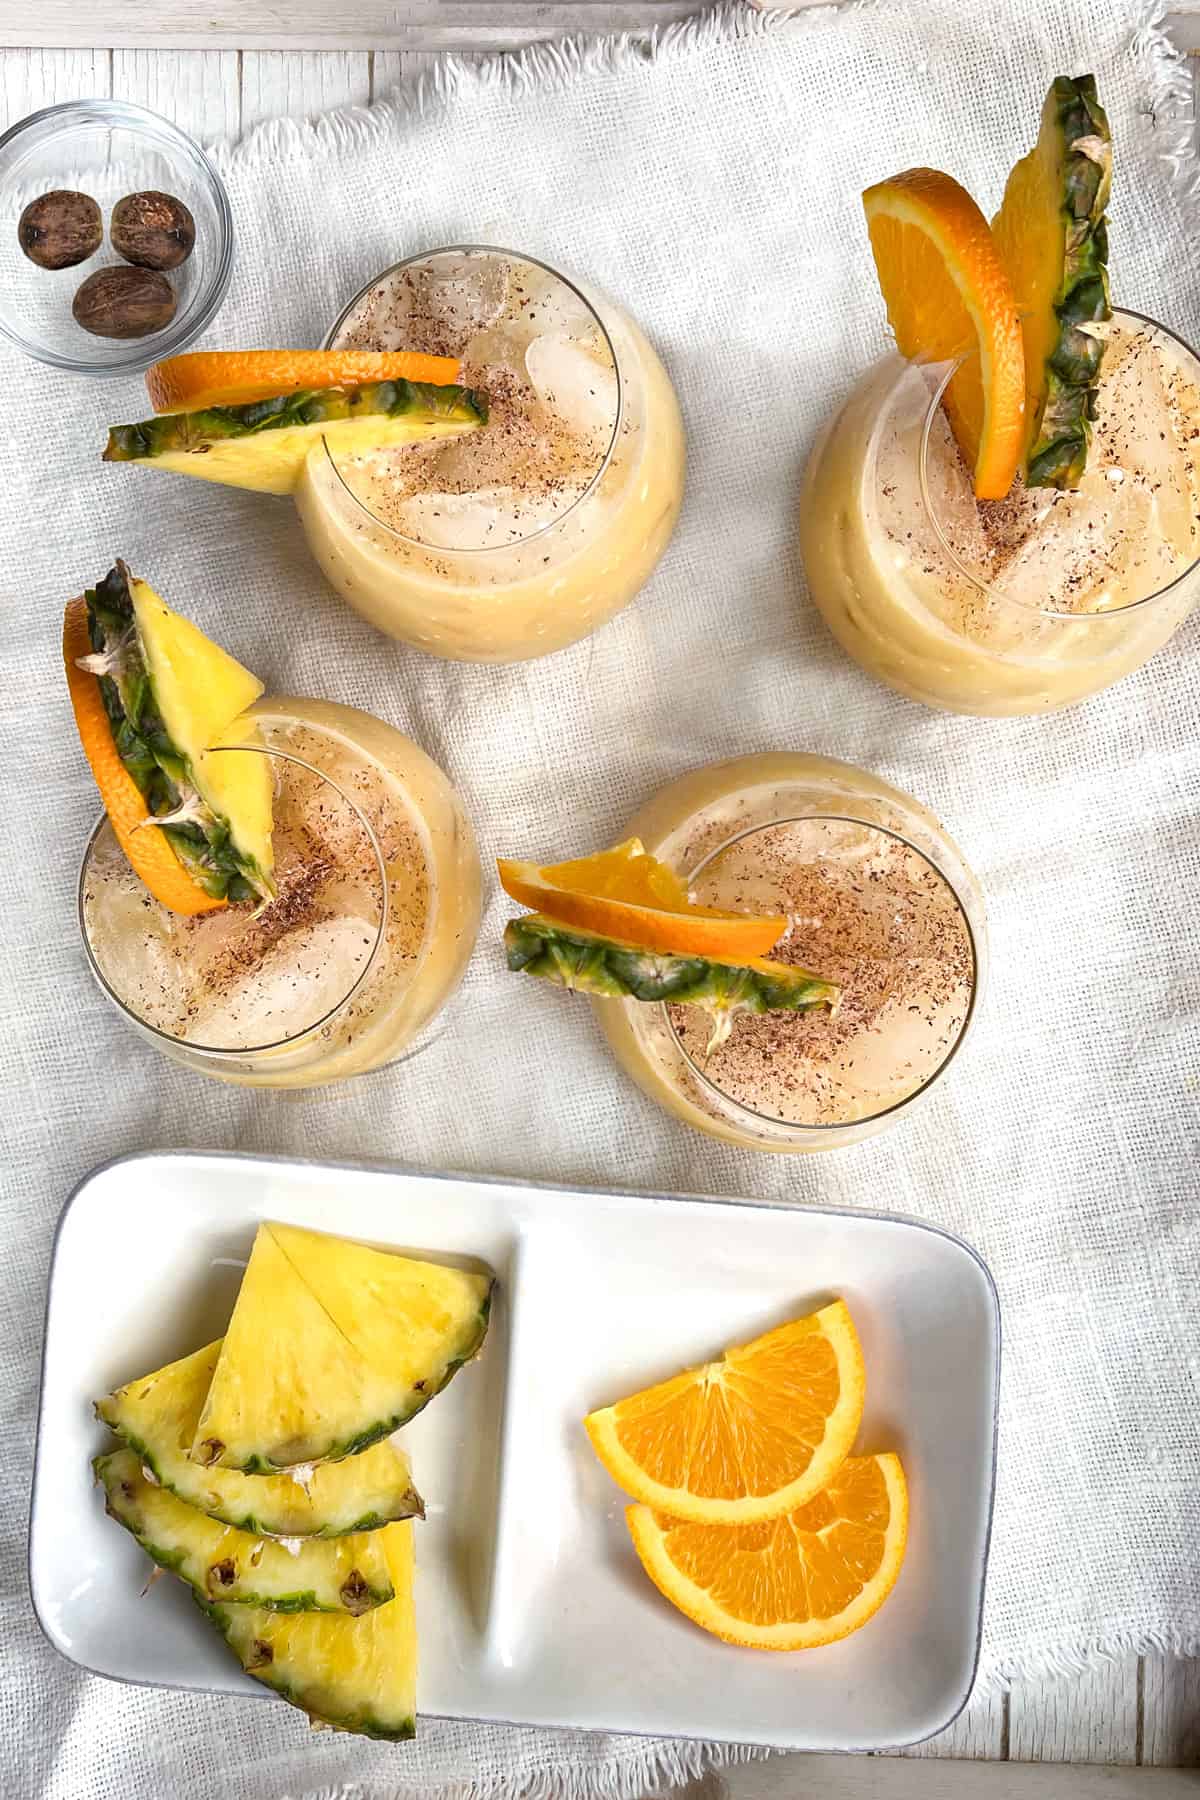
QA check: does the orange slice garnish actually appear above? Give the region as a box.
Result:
[585,1302,865,1525]
[63,598,224,917]
[497,839,786,960]
[863,166,1025,500]
[145,348,462,414]
[627,1453,908,1650]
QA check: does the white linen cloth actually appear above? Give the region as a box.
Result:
[3,2,1198,1795]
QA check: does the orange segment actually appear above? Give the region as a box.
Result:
[627,1453,908,1651]
[497,839,787,960]
[63,598,224,918]
[145,348,462,414]
[585,1301,865,1524]
[863,166,1025,499]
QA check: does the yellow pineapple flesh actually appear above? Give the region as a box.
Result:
[191,1223,493,1472]
[203,1519,418,1737]
[96,1342,424,1537]
[130,576,274,886]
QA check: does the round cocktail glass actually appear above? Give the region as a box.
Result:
[295,245,686,663]
[800,310,1200,715]
[79,699,481,1086]
[595,753,985,1151]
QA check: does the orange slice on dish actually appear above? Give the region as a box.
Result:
[585,1302,865,1525]
[863,166,1025,499]
[63,598,224,917]
[145,348,462,414]
[627,1452,908,1651]
[497,839,787,960]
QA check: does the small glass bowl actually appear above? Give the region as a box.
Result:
[0,98,234,375]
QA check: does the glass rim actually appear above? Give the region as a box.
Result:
[318,242,623,554]
[0,97,235,377]
[664,810,980,1135]
[915,306,1200,622]
[77,742,391,1059]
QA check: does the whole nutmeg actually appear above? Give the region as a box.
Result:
[18,189,103,270]
[72,265,177,339]
[110,190,196,271]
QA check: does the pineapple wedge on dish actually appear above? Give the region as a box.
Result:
[95,1449,394,1614]
[192,1223,493,1472]
[96,1342,424,1538]
[201,1520,418,1738]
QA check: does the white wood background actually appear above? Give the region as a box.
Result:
[3,4,1198,1791]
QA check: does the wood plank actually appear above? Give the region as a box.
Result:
[2,1,1197,50]
[1008,1656,1141,1765]
[0,47,109,124]
[240,50,370,134]
[0,2,708,52]
[1143,1656,1200,1768]
[111,49,240,142]
[659,1757,1200,1798]
[901,1685,1006,1758]
[369,50,442,103]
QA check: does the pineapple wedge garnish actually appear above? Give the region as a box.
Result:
[75,562,274,904]
[992,75,1112,488]
[192,1224,493,1472]
[103,378,487,495]
[505,912,838,1049]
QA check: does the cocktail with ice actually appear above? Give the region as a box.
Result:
[296,246,686,662]
[80,702,481,1086]
[800,77,1200,714]
[592,754,984,1151]
[66,565,480,1086]
[801,310,1200,714]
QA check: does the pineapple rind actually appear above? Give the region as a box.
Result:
[96,1343,425,1537]
[103,379,489,494]
[95,1449,394,1613]
[106,379,488,457]
[996,74,1112,489]
[504,914,839,1013]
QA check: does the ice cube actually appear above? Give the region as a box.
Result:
[460,325,531,389]
[184,915,378,1050]
[335,255,509,354]
[392,483,589,551]
[525,332,618,446]
[509,263,599,339]
[421,258,510,343]
[81,828,208,1034]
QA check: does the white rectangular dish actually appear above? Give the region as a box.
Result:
[31,1152,999,1751]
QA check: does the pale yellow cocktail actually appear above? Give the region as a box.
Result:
[296,246,686,663]
[595,753,984,1152]
[81,697,481,1087]
[800,312,1200,716]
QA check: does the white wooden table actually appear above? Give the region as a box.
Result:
[3,4,1198,1792]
